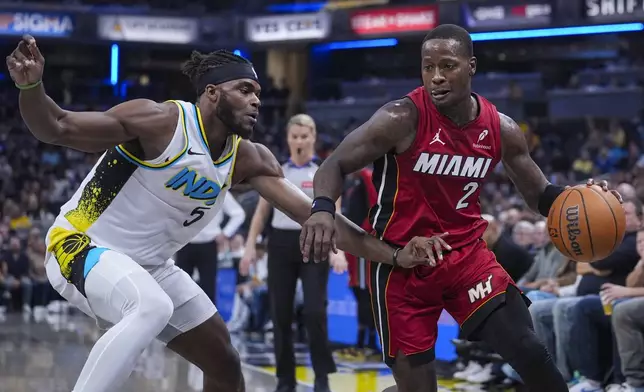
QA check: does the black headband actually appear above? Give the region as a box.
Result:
[196,63,259,95]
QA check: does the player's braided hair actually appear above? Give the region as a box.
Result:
[181,49,252,87]
[422,24,473,58]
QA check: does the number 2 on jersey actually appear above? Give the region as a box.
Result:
[456,182,479,210]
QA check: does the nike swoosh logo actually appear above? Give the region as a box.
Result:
[187,148,205,156]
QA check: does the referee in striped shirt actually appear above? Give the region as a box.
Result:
[241,114,346,392]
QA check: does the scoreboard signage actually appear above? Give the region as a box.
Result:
[246,13,330,43]
[350,5,438,35]
[586,0,644,21]
[0,12,74,37]
[98,15,199,44]
[463,3,552,30]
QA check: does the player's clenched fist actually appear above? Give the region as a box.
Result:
[300,211,336,263]
[6,35,45,87]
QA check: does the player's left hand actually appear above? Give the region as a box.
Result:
[329,251,348,274]
[586,178,623,203]
[399,234,452,268]
[601,283,632,303]
[301,211,336,263]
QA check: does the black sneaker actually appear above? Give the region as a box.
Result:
[274,381,296,392]
[314,376,331,392]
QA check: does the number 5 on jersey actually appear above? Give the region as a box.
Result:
[184,206,210,227]
[456,182,479,210]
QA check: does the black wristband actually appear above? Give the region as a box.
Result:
[311,196,336,218]
[392,248,401,267]
[537,184,566,217]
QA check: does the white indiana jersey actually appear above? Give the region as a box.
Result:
[46,100,241,267]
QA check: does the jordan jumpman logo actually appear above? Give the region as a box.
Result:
[430,128,445,145]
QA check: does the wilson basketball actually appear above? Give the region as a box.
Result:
[547,185,626,263]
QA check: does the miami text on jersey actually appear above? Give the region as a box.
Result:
[165,167,221,206]
[412,153,493,178]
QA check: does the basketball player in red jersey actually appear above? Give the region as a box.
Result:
[300,25,620,392]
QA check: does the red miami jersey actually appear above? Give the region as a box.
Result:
[368,87,502,250]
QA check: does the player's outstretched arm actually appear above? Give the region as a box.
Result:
[236,141,433,267]
[8,35,171,152]
[501,114,622,217]
[301,99,418,261]
[499,113,551,214]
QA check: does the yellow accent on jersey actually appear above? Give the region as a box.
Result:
[195,105,238,165]
[47,227,90,280]
[117,100,189,168]
[227,136,242,185]
[196,104,210,149]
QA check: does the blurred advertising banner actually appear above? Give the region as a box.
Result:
[585,0,644,21]
[98,15,199,44]
[324,0,389,10]
[463,3,552,30]
[246,13,330,43]
[0,12,74,37]
[350,5,438,36]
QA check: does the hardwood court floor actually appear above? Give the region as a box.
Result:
[0,312,501,391]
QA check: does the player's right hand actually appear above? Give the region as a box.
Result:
[398,234,452,268]
[6,35,44,86]
[300,212,336,263]
[239,245,257,276]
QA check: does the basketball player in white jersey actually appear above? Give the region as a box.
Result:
[7,35,442,392]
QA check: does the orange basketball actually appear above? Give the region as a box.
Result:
[547,185,626,263]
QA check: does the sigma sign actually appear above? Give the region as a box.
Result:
[0,12,74,37]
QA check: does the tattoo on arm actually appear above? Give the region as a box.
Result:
[500,113,549,213]
[314,98,417,201]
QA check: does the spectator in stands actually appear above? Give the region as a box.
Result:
[611,260,644,392]
[568,225,644,392]
[512,220,535,251]
[1,236,32,313]
[572,150,595,181]
[26,227,48,318]
[518,220,575,293]
[4,199,30,235]
[499,207,521,237]
[618,183,637,200]
[482,214,533,281]
[244,241,269,337]
[0,252,5,314]
[568,231,640,390]
[530,198,642,381]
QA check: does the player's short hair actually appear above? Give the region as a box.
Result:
[287,114,316,134]
[181,49,252,88]
[422,24,473,58]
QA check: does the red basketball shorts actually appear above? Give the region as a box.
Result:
[368,239,519,366]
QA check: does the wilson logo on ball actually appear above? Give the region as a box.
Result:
[565,205,583,257]
[548,185,625,263]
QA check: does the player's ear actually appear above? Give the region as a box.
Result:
[469,56,477,77]
[205,84,219,104]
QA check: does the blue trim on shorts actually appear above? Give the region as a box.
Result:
[84,247,108,278]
